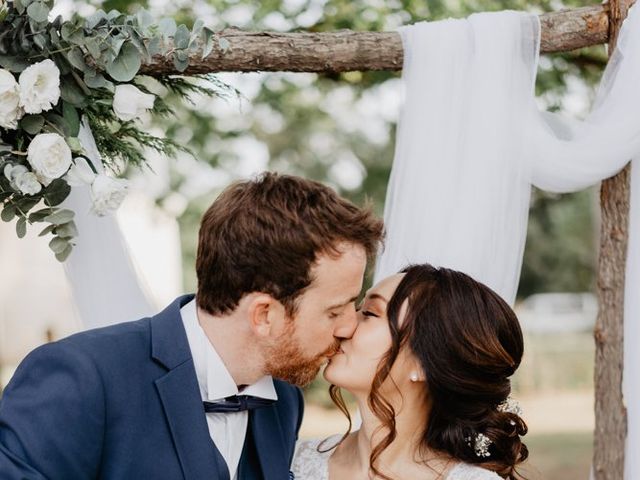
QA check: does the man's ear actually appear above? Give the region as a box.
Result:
[247,293,286,338]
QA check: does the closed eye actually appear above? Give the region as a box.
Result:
[361,310,378,318]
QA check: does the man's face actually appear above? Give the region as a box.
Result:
[264,242,367,386]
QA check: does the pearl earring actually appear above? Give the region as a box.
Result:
[410,373,419,382]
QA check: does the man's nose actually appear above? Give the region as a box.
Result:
[334,306,358,339]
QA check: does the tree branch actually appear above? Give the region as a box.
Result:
[139,5,610,75]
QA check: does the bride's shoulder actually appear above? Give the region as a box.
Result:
[294,435,341,458]
[446,463,502,480]
[292,435,341,479]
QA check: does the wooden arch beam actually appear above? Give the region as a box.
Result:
[139,5,609,75]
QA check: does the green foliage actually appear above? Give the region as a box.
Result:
[0,0,231,259]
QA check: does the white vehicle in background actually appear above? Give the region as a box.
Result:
[515,292,598,333]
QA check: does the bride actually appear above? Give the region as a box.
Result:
[292,264,528,479]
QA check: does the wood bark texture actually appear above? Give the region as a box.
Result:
[139,5,610,75]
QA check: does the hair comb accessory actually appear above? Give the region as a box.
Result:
[497,395,523,416]
[465,432,492,458]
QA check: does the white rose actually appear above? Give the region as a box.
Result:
[0,69,24,129]
[27,133,72,185]
[90,174,128,216]
[65,157,97,187]
[112,84,155,122]
[15,171,42,195]
[19,59,61,114]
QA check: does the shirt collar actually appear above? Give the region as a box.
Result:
[180,298,278,403]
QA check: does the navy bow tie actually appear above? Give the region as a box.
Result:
[203,395,276,413]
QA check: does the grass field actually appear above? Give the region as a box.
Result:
[522,432,592,479]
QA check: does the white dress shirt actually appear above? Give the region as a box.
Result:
[181,298,278,480]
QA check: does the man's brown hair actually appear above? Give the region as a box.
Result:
[196,172,384,316]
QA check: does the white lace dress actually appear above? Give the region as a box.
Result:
[291,438,501,480]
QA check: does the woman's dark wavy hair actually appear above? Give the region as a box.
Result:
[328,264,528,479]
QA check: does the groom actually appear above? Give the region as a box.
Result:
[0,172,384,480]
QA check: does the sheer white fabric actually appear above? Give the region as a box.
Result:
[291,438,500,479]
[376,11,539,304]
[377,7,640,478]
[61,119,155,329]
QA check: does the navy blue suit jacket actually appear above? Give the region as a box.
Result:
[0,295,304,479]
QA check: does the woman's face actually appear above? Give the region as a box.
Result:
[324,273,420,394]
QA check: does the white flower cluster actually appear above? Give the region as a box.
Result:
[0,60,146,216]
[0,59,60,129]
[65,159,128,216]
[465,432,492,458]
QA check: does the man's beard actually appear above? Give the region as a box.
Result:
[264,324,341,387]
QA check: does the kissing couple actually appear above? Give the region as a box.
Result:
[0,172,528,480]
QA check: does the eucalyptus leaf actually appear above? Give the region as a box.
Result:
[55,243,73,262]
[85,10,107,30]
[202,28,215,59]
[111,36,126,57]
[106,42,141,82]
[44,113,71,137]
[20,115,45,135]
[29,207,53,222]
[66,47,87,72]
[174,24,190,50]
[106,9,122,21]
[66,137,82,152]
[129,34,151,63]
[13,0,26,14]
[60,80,86,106]
[62,102,80,137]
[0,55,30,72]
[33,33,48,50]
[49,236,68,254]
[38,223,55,236]
[85,37,102,59]
[56,221,78,238]
[43,179,71,206]
[16,217,27,238]
[26,1,49,23]
[15,196,39,212]
[192,19,204,36]
[147,36,161,57]
[136,9,154,30]
[83,71,109,89]
[176,50,188,62]
[158,18,176,40]
[172,53,189,73]
[44,209,74,225]
[1,204,16,222]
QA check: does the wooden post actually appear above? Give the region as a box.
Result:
[593,1,632,478]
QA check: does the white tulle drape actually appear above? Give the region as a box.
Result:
[61,119,155,329]
[376,7,639,477]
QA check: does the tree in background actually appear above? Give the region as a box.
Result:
[75,0,605,297]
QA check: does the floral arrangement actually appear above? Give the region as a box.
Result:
[0,0,224,260]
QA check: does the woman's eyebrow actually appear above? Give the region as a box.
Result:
[366,293,389,304]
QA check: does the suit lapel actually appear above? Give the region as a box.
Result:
[249,405,289,480]
[151,295,230,480]
[155,363,229,480]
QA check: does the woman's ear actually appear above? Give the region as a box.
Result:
[408,358,426,383]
